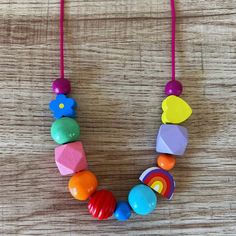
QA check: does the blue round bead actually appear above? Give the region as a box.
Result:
[114,201,132,221]
[128,184,157,215]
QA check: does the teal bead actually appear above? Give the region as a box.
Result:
[51,117,80,144]
[128,184,157,215]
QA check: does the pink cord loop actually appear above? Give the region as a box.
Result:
[170,0,176,81]
[59,0,176,81]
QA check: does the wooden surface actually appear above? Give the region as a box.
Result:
[0,0,236,235]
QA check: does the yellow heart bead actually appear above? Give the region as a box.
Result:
[162,95,192,124]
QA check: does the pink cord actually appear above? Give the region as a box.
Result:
[170,0,176,81]
[60,0,64,79]
[59,0,176,81]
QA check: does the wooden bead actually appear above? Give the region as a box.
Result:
[165,80,183,96]
[88,190,116,220]
[68,170,98,201]
[49,94,76,119]
[128,184,157,215]
[51,117,80,144]
[52,78,71,95]
[55,141,87,176]
[139,167,175,200]
[156,124,188,156]
[157,154,176,171]
[162,95,192,124]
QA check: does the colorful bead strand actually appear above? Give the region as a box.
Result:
[49,0,192,221]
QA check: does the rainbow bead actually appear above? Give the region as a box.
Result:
[139,167,175,200]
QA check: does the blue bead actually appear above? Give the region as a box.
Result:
[128,184,157,215]
[49,94,76,119]
[114,201,131,221]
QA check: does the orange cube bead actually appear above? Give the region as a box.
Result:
[157,154,176,171]
[68,170,98,201]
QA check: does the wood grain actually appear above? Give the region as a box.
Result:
[0,0,236,235]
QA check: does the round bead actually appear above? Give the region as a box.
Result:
[157,154,176,171]
[51,117,80,144]
[165,80,183,96]
[88,189,116,220]
[128,184,157,215]
[52,78,71,95]
[68,170,98,201]
[114,201,132,221]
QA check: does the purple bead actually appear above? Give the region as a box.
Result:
[52,78,71,95]
[165,80,183,96]
[156,124,188,156]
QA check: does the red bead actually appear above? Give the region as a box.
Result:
[165,80,183,96]
[52,78,71,94]
[88,189,116,220]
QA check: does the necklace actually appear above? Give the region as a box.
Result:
[49,0,192,221]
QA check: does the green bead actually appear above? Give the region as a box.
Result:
[51,117,80,144]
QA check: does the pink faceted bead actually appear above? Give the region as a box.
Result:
[52,78,71,94]
[55,141,88,176]
[165,80,183,96]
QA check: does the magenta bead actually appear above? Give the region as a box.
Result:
[165,80,183,96]
[52,78,71,94]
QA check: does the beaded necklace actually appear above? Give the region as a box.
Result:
[49,0,192,221]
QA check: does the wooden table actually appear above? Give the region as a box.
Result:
[0,0,235,235]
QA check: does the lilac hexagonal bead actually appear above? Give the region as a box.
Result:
[156,124,188,156]
[55,141,88,176]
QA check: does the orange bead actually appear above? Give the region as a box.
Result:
[157,154,176,171]
[68,170,98,201]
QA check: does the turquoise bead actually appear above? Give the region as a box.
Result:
[114,201,131,221]
[128,184,157,215]
[51,117,80,144]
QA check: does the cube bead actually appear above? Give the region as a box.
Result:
[156,124,188,156]
[55,141,87,176]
